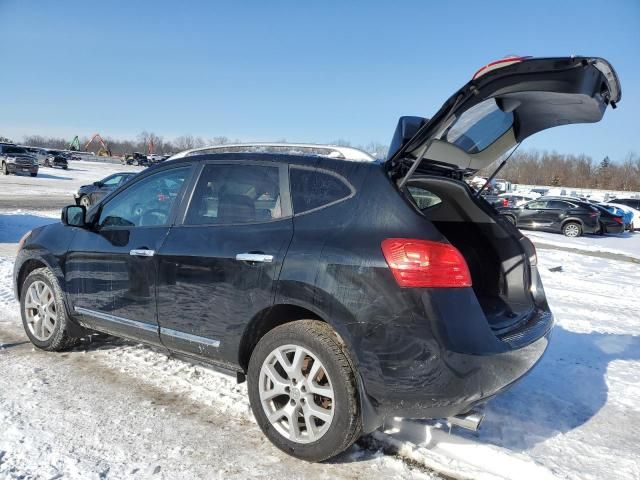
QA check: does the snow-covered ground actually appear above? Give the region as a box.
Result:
[526,230,640,261]
[0,161,142,199]
[0,179,639,479]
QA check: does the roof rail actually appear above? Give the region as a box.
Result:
[168,143,375,162]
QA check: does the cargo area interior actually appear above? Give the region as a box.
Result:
[407,175,535,334]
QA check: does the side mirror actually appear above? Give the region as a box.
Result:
[61,205,87,227]
[93,181,102,187]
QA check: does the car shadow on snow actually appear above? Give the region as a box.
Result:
[0,213,58,243]
[33,171,73,180]
[460,326,640,450]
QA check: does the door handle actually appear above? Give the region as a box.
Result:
[236,253,273,263]
[130,249,155,257]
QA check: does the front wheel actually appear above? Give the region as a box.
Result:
[247,320,362,462]
[2,163,8,175]
[20,267,80,351]
[563,221,582,237]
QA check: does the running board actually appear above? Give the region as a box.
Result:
[447,410,484,432]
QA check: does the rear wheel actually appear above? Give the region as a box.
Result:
[563,221,582,237]
[20,267,80,351]
[248,320,361,462]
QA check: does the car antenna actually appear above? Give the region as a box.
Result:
[476,142,522,197]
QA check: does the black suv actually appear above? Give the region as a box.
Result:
[13,56,620,461]
[500,196,601,237]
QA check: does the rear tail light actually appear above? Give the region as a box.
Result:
[502,198,509,207]
[613,216,623,224]
[381,238,472,288]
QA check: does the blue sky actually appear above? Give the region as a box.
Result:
[1,0,638,161]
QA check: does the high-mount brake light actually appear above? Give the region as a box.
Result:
[381,238,472,288]
[472,56,529,80]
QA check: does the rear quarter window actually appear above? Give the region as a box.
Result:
[289,167,353,214]
[407,186,442,210]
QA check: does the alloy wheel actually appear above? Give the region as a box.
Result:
[564,223,580,237]
[24,280,57,341]
[259,344,335,444]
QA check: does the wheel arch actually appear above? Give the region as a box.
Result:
[238,303,324,372]
[560,217,584,228]
[15,258,49,300]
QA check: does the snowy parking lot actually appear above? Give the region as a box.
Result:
[0,161,639,479]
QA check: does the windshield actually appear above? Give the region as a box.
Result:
[443,98,514,154]
[3,146,27,154]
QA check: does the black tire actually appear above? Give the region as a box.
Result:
[2,162,8,175]
[562,221,582,237]
[248,320,362,462]
[505,215,516,226]
[598,222,606,236]
[20,267,80,351]
[63,166,68,170]
[30,172,37,177]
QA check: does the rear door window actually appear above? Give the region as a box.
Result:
[547,200,576,209]
[185,163,285,225]
[289,167,353,214]
[526,200,548,210]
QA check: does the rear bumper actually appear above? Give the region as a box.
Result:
[352,288,553,431]
[605,223,625,234]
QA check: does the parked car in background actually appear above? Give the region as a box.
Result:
[591,204,625,234]
[606,202,639,231]
[0,144,39,176]
[123,152,150,166]
[500,196,601,237]
[74,172,137,208]
[494,192,539,209]
[23,147,48,165]
[43,151,69,169]
[598,204,634,231]
[609,197,640,211]
[493,179,512,194]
